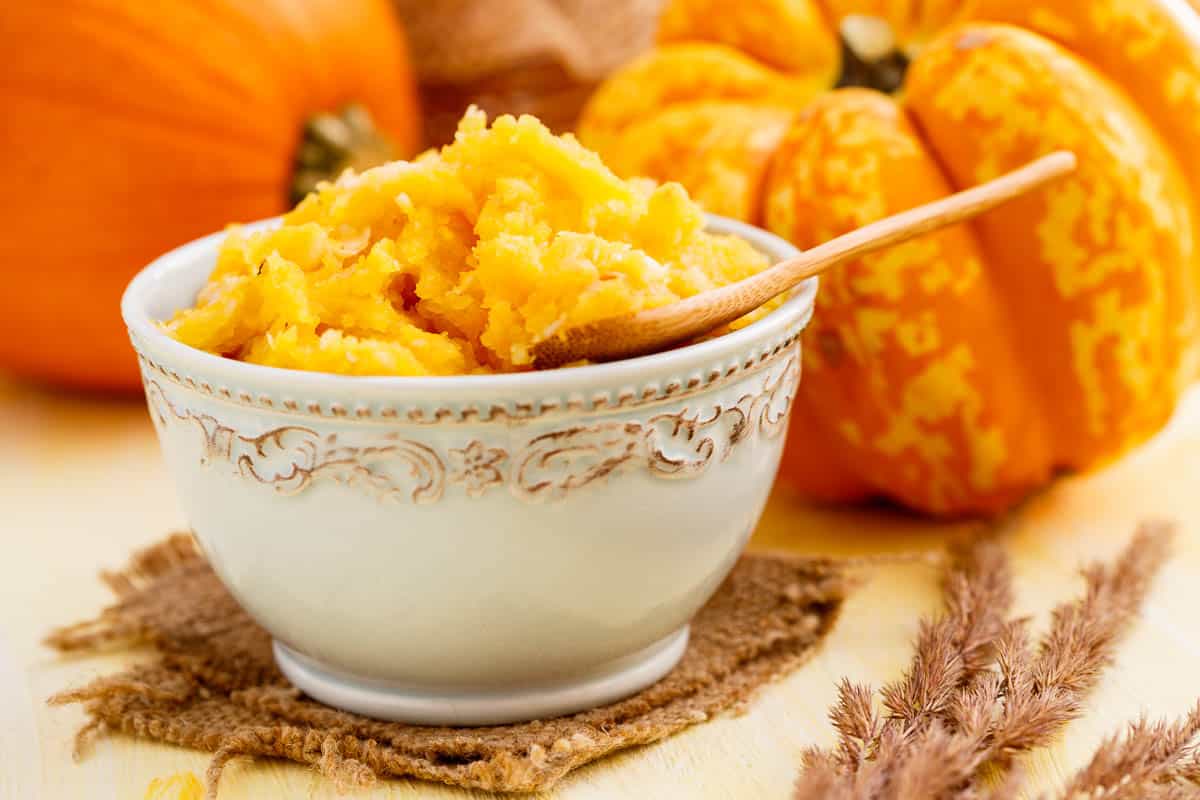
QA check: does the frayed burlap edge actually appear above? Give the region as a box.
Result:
[48,533,853,797]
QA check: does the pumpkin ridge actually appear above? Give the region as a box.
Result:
[955,1,1200,338]
[2,83,287,155]
[657,0,841,77]
[191,0,299,107]
[3,7,288,151]
[763,88,1055,512]
[63,2,268,108]
[897,102,1060,488]
[906,22,1195,464]
[809,0,840,48]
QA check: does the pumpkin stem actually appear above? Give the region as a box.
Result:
[835,15,909,94]
[290,105,395,205]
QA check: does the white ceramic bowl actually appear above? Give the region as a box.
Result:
[122,215,815,725]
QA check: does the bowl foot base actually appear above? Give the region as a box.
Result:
[272,626,690,726]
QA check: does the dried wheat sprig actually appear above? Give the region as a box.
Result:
[794,521,1176,800]
[879,538,1012,743]
[831,680,882,771]
[1057,701,1200,800]
[987,523,1173,768]
[796,535,1015,800]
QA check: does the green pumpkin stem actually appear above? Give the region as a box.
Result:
[290,105,395,205]
[835,15,910,94]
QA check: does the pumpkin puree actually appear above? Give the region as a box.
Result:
[166,109,774,375]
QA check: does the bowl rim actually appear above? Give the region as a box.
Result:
[122,214,815,398]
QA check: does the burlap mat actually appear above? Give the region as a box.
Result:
[47,533,850,796]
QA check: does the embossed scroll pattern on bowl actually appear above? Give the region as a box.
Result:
[145,355,799,504]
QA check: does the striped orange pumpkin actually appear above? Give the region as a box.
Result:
[580,0,1200,515]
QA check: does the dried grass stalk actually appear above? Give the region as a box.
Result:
[1058,702,1200,799]
[795,521,1183,800]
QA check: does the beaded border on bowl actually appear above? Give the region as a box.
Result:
[144,354,800,503]
[134,331,803,425]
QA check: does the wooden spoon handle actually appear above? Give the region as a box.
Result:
[639,150,1078,337]
[733,150,1077,303]
[532,151,1077,368]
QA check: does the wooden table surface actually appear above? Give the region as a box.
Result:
[3,375,1199,800]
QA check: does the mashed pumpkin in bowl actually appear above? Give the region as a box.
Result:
[166,109,776,376]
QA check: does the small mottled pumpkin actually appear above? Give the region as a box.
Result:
[580,0,1200,515]
[0,0,421,391]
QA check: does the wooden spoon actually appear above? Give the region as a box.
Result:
[531,150,1077,369]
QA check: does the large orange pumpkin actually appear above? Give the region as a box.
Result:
[580,0,1200,515]
[1,0,421,392]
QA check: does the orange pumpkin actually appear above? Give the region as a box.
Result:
[1,0,421,392]
[580,0,1200,515]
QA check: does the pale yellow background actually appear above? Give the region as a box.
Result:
[3,377,1198,798]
